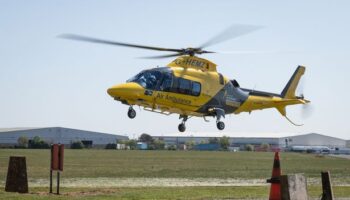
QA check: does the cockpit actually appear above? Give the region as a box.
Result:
[127,70,162,90]
[127,67,201,96]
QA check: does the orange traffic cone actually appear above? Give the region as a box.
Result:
[267,151,282,200]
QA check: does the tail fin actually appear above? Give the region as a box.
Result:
[281,65,306,99]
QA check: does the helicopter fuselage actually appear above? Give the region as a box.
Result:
[107,56,308,123]
[108,66,247,117]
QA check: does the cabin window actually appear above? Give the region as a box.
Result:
[192,82,201,96]
[158,73,201,96]
[178,78,191,95]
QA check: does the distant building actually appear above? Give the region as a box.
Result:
[153,133,347,151]
[280,133,347,148]
[152,135,280,150]
[137,142,148,150]
[231,137,280,150]
[0,127,128,148]
[195,143,220,151]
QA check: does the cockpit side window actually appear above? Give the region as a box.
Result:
[192,82,201,96]
[178,78,191,95]
[159,73,173,92]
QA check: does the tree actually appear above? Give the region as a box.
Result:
[208,137,219,144]
[153,139,165,150]
[32,136,41,144]
[260,143,270,152]
[139,133,153,144]
[167,144,177,150]
[28,136,49,149]
[185,140,195,150]
[245,144,255,151]
[71,141,84,149]
[219,136,230,150]
[105,143,117,149]
[17,136,28,148]
[126,139,137,150]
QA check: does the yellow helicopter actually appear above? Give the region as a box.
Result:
[60,25,310,132]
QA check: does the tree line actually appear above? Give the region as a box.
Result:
[15,134,271,151]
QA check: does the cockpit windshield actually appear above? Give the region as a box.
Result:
[127,70,162,90]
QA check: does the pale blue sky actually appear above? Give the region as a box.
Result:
[1,1,350,139]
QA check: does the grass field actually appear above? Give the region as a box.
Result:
[1,149,350,179]
[1,186,350,200]
[0,149,350,199]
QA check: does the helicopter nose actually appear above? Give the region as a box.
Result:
[107,82,144,99]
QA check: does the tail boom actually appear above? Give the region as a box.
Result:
[234,95,308,114]
[234,65,310,115]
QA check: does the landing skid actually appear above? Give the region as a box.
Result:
[284,116,303,126]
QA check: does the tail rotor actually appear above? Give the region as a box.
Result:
[296,77,313,119]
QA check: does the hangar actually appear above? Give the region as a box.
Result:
[0,127,128,148]
[280,133,347,148]
[152,133,348,150]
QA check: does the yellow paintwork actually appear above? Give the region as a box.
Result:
[107,82,144,99]
[167,56,217,72]
[234,95,308,116]
[108,56,228,116]
[151,67,228,116]
[107,55,309,118]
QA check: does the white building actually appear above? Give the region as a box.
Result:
[0,127,128,148]
[152,132,347,150]
[280,133,347,148]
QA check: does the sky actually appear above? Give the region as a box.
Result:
[1,1,350,139]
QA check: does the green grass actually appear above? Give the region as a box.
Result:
[1,150,350,199]
[0,186,350,200]
[0,149,350,180]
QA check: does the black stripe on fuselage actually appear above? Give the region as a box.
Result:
[196,82,249,115]
[241,88,281,98]
[280,66,302,98]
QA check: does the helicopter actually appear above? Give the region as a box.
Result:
[60,25,310,132]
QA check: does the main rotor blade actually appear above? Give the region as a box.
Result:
[215,50,295,54]
[199,24,263,49]
[138,53,184,59]
[58,34,182,53]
